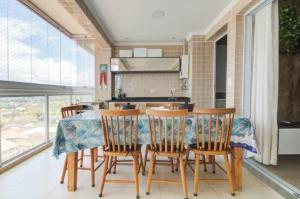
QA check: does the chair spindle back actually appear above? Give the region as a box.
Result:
[193,108,235,151]
[146,109,188,153]
[100,109,140,152]
[61,105,84,119]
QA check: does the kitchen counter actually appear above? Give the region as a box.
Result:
[106,97,190,103]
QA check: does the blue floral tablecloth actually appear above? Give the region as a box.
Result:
[53,111,257,158]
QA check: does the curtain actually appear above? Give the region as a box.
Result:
[251,0,279,165]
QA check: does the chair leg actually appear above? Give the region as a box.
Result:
[139,151,144,174]
[142,147,148,175]
[179,156,188,199]
[94,148,98,162]
[99,155,109,197]
[133,155,140,199]
[193,155,200,196]
[80,150,84,168]
[176,158,179,172]
[90,148,95,187]
[170,158,174,173]
[146,153,155,195]
[60,156,68,184]
[224,153,235,196]
[153,157,156,174]
[185,150,190,170]
[212,156,216,174]
[113,156,117,174]
[202,155,207,172]
[108,156,113,173]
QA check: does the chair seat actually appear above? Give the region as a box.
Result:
[103,144,142,155]
[146,144,186,157]
[189,142,230,153]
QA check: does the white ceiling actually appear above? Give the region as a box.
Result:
[84,0,235,44]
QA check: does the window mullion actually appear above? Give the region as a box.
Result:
[45,94,49,143]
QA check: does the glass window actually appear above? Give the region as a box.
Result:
[0,96,45,162]
[71,45,78,87]
[0,0,95,87]
[77,47,86,87]
[72,94,94,104]
[0,0,96,165]
[61,34,76,86]
[7,0,31,82]
[88,52,95,87]
[76,45,95,87]
[0,0,8,80]
[47,25,61,85]
[31,12,48,84]
[49,96,70,139]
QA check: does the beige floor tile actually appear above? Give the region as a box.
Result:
[0,149,285,199]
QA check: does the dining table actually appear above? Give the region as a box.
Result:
[53,110,257,192]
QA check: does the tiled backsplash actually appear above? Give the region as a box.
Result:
[114,73,187,97]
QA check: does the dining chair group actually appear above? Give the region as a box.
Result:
[59,105,236,199]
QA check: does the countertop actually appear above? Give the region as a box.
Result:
[106,97,190,103]
[278,121,300,129]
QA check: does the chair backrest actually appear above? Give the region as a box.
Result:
[114,102,139,110]
[100,109,140,152]
[193,108,235,151]
[145,102,179,110]
[146,109,188,153]
[61,105,84,119]
[113,102,125,110]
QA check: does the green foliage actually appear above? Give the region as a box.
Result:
[279,5,300,55]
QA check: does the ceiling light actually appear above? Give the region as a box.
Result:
[152,10,165,18]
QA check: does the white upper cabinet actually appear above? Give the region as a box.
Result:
[180,55,189,79]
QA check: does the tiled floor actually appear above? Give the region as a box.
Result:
[0,148,284,199]
[259,155,300,189]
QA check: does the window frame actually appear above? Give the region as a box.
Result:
[0,83,94,167]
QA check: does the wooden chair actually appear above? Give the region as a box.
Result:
[145,102,179,110]
[61,105,84,118]
[99,109,143,198]
[191,108,235,197]
[114,102,139,110]
[143,102,182,174]
[113,102,127,110]
[60,105,100,187]
[145,109,189,199]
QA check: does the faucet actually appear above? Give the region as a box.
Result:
[169,88,176,100]
[170,89,174,97]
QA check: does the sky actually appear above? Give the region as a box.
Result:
[0,0,95,87]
